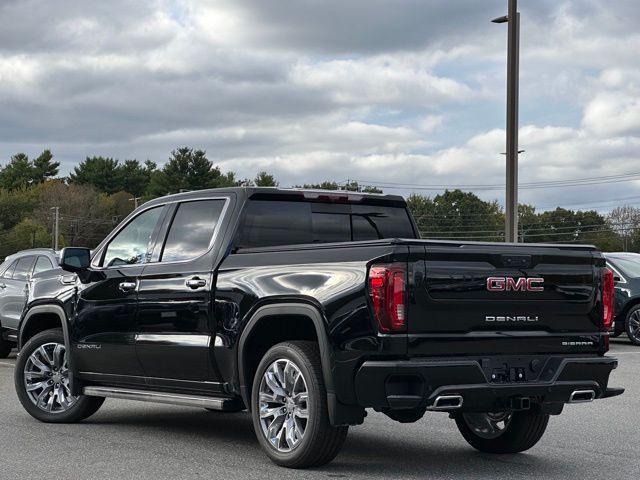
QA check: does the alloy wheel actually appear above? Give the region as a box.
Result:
[23,342,77,413]
[258,358,309,453]
[462,411,513,439]
[628,310,640,343]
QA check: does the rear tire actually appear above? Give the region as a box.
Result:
[625,305,640,346]
[15,329,104,423]
[455,409,549,454]
[251,341,348,468]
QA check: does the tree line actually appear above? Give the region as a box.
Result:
[0,147,638,260]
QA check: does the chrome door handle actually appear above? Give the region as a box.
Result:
[0,283,6,289]
[118,281,137,293]
[186,278,207,289]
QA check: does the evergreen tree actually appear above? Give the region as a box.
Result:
[0,153,34,190]
[69,156,121,194]
[253,171,278,187]
[31,149,60,183]
[146,147,238,196]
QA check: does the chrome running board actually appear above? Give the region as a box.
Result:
[83,386,236,410]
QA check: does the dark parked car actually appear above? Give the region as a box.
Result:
[13,188,622,468]
[0,249,59,358]
[604,252,640,345]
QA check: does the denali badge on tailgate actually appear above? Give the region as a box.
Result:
[486,276,544,292]
[486,315,539,322]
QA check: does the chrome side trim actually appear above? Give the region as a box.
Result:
[83,386,228,409]
[135,334,210,347]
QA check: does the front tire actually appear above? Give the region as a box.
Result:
[15,329,104,423]
[455,409,549,454]
[625,305,640,345]
[251,341,348,468]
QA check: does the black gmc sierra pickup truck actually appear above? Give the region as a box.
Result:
[14,187,623,468]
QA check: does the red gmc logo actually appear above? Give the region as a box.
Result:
[486,277,544,292]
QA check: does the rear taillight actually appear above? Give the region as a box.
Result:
[602,268,615,331]
[368,263,407,333]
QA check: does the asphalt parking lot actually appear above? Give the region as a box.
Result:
[1,340,638,480]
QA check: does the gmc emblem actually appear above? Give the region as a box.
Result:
[486,276,544,292]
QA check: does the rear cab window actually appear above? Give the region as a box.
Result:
[235,198,416,249]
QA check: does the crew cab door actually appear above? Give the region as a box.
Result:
[135,198,229,388]
[73,205,165,377]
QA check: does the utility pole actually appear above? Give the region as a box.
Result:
[129,196,141,209]
[50,207,59,250]
[493,0,520,243]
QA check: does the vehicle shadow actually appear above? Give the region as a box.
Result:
[329,429,569,478]
[88,406,571,478]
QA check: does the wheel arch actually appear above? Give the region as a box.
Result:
[18,305,78,393]
[237,303,334,406]
[618,298,640,325]
[237,302,364,426]
[18,304,71,350]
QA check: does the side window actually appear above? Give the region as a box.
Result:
[2,260,18,279]
[34,256,55,274]
[160,200,226,262]
[102,207,163,267]
[13,256,36,280]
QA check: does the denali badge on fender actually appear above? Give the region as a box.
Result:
[486,315,539,322]
[486,276,544,292]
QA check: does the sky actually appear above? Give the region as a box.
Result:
[0,0,639,212]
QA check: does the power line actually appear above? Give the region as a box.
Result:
[347,171,640,192]
[410,200,640,221]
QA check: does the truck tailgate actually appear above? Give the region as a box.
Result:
[406,241,605,356]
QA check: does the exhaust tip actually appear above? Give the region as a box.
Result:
[428,394,463,411]
[569,389,596,403]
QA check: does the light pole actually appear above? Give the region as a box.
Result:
[50,206,59,251]
[129,196,141,209]
[493,0,520,243]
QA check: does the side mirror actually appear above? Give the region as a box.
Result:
[613,275,622,283]
[59,247,91,272]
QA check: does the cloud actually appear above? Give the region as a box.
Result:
[0,0,638,213]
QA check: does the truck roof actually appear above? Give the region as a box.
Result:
[143,186,407,208]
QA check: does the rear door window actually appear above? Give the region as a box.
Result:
[12,256,36,280]
[34,256,55,274]
[160,200,226,262]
